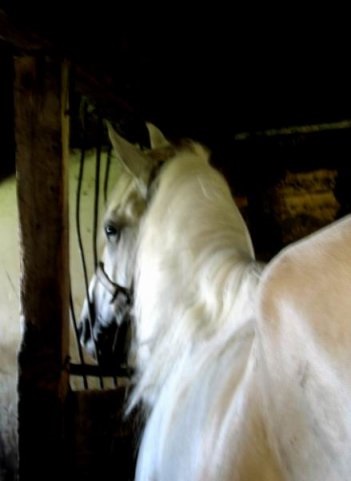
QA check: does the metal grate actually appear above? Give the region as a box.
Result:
[68,95,133,390]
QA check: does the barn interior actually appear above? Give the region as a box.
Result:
[2,4,351,257]
[0,3,351,480]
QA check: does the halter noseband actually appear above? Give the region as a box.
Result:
[96,261,133,305]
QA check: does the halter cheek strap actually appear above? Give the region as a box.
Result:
[96,261,133,305]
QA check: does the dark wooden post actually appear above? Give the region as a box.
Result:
[0,43,15,178]
[14,55,70,481]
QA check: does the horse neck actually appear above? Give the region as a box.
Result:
[130,154,264,407]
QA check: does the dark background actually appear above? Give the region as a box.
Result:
[1,3,351,256]
[1,2,350,139]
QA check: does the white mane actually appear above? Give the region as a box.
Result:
[131,142,264,409]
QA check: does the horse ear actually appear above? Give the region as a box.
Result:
[107,122,153,197]
[146,122,170,149]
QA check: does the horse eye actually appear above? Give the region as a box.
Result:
[104,223,119,239]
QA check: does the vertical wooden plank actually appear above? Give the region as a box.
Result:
[14,55,70,481]
[0,43,15,178]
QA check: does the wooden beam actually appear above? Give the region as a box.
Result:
[15,55,70,481]
[0,43,15,177]
[0,9,138,123]
[0,9,52,51]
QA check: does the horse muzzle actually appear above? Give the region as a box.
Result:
[78,262,134,367]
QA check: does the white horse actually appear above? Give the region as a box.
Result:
[79,122,351,481]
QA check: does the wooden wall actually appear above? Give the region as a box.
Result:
[0,43,14,178]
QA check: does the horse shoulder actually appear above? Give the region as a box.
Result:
[258,214,351,351]
[255,214,351,481]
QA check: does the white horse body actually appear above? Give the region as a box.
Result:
[256,214,351,481]
[79,123,351,481]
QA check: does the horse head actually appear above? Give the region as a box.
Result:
[78,121,173,366]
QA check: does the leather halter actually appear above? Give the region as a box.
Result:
[96,261,133,305]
